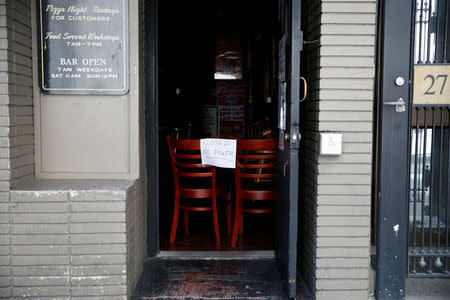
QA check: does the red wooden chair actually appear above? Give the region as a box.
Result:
[166,136,221,246]
[245,121,273,139]
[231,138,277,247]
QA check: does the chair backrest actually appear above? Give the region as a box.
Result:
[235,139,277,192]
[166,136,214,180]
[245,121,273,139]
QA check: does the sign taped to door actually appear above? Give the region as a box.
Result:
[278,82,287,130]
[279,34,286,82]
[200,138,237,168]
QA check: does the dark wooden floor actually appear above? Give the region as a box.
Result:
[131,259,287,300]
[160,213,275,251]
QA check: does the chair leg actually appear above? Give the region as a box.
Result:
[212,198,220,247]
[183,210,189,235]
[231,196,241,247]
[169,193,180,244]
[239,210,244,235]
[226,192,231,235]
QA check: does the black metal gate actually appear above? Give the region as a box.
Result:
[408,0,449,277]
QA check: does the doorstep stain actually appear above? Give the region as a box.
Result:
[131,258,287,299]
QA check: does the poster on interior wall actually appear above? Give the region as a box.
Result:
[201,105,218,137]
[214,38,243,80]
[217,81,246,138]
[278,34,286,82]
[37,0,129,95]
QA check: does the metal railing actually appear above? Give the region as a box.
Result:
[409,0,449,277]
[414,0,449,64]
[409,107,449,277]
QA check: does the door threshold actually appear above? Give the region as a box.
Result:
[132,258,288,299]
[157,250,275,260]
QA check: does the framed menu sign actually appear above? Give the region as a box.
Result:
[37,0,129,95]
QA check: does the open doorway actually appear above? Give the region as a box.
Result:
[157,0,280,251]
[143,0,310,297]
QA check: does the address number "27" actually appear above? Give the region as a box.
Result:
[414,65,450,104]
[424,74,448,95]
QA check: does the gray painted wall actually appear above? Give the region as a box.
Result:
[3,179,146,299]
[1,0,34,190]
[300,0,376,299]
[0,0,35,296]
[316,0,375,298]
[32,1,141,180]
[0,1,148,299]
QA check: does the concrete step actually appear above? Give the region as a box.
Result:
[131,258,294,299]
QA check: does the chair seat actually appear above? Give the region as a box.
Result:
[241,190,275,200]
[242,208,274,214]
[180,188,212,198]
[180,206,213,212]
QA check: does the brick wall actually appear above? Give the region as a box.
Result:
[0,0,34,296]
[0,1,149,299]
[126,178,147,296]
[298,0,321,294]
[0,180,145,299]
[5,0,34,189]
[0,0,10,291]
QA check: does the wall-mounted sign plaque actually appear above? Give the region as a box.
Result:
[37,0,129,95]
[413,65,450,105]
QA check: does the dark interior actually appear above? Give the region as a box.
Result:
[157,0,280,250]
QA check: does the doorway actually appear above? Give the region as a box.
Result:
[156,0,280,252]
[145,0,304,298]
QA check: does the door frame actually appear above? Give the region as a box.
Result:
[144,1,303,275]
[375,0,414,298]
[145,0,159,257]
[275,0,301,298]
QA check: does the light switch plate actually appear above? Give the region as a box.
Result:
[320,132,343,156]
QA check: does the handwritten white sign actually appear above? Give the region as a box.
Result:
[200,138,237,168]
